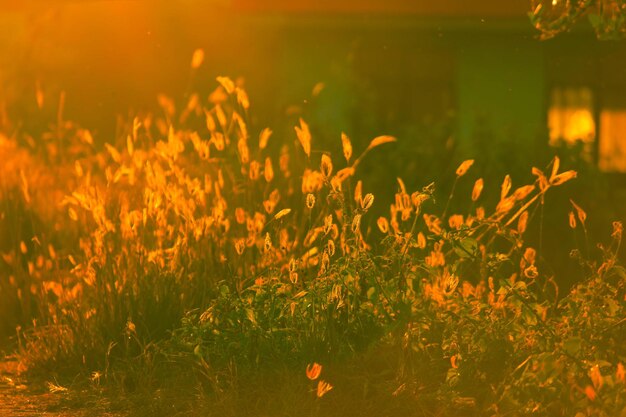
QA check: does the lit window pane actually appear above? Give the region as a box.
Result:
[600,110,626,172]
[548,87,595,148]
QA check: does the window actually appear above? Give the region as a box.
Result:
[599,109,626,172]
[547,86,595,157]
[548,86,626,173]
[546,41,626,173]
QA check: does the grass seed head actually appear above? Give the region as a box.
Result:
[456,159,474,177]
[361,193,374,211]
[216,76,235,94]
[274,208,291,220]
[377,217,389,234]
[351,214,362,234]
[264,233,272,252]
[316,380,333,398]
[518,211,529,234]
[501,174,512,200]
[570,199,587,225]
[341,132,352,162]
[264,157,274,182]
[472,178,484,201]
[259,128,272,150]
[569,211,577,229]
[306,362,322,380]
[306,193,316,209]
[191,48,205,69]
[550,170,577,186]
[320,154,333,178]
[295,118,311,158]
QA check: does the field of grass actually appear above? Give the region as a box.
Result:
[1,55,625,416]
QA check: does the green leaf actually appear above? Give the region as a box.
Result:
[454,238,478,258]
[588,13,602,29]
[563,337,582,356]
[220,284,230,296]
[522,307,537,326]
[245,308,256,324]
[607,299,619,317]
[611,265,626,279]
[513,281,527,291]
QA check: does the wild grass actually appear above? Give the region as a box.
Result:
[0,52,624,416]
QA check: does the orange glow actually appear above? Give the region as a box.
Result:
[600,109,626,172]
[232,0,528,16]
[548,87,596,147]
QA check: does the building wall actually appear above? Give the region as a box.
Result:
[456,34,546,145]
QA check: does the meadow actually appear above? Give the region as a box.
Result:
[0,53,625,416]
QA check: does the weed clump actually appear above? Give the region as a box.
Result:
[0,65,624,416]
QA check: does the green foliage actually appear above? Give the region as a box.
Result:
[530,0,626,40]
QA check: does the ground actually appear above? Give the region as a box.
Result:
[0,359,128,417]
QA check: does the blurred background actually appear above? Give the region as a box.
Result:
[1,0,625,286]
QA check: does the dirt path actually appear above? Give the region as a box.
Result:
[0,360,128,417]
